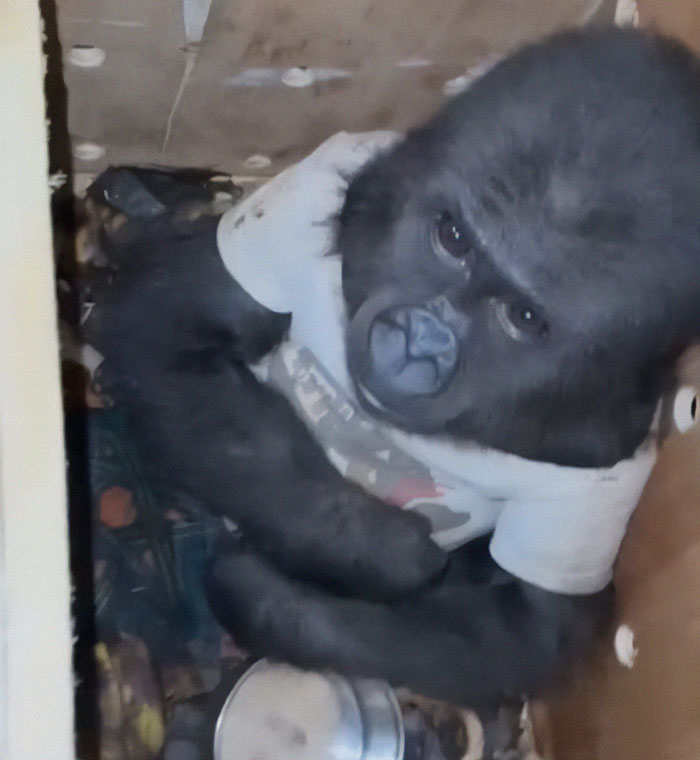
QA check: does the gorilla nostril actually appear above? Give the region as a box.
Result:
[406,309,457,360]
[384,308,409,329]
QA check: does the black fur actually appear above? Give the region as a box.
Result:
[339,28,700,467]
[85,28,700,706]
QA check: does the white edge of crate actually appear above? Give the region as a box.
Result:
[0,2,74,758]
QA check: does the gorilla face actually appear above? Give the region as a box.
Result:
[340,30,700,467]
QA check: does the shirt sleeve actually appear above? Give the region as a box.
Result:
[489,443,657,595]
[217,131,399,314]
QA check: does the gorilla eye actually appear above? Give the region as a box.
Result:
[494,299,549,342]
[431,212,474,270]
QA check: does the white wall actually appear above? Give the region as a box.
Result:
[0,1,74,758]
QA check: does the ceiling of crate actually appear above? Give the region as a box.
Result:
[56,0,615,179]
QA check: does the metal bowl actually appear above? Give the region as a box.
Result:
[214,659,404,760]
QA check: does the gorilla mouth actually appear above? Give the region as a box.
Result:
[366,306,458,397]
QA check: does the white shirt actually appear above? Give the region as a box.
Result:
[217,132,658,595]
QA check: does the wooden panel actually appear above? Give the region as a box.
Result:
[637,0,700,51]
[534,396,700,760]
[56,0,612,176]
[0,1,73,758]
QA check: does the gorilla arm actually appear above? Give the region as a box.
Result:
[207,537,612,706]
[84,142,445,602]
[123,347,446,600]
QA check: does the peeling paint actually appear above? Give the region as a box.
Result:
[614,0,640,27]
[73,141,106,161]
[518,703,547,760]
[100,19,147,28]
[281,66,316,87]
[244,154,273,170]
[673,386,698,434]
[614,624,639,668]
[48,171,68,190]
[443,54,502,97]
[66,45,105,68]
[396,58,433,68]
[226,67,351,88]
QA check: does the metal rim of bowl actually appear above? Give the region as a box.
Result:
[213,659,404,760]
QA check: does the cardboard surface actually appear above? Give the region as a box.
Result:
[534,354,700,759]
[56,0,614,177]
[637,0,700,51]
[53,3,700,757]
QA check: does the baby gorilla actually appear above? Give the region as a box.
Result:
[84,28,700,706]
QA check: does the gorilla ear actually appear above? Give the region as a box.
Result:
[337,132,432,237]
[338,155,396,231]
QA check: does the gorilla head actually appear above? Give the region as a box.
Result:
[340,29,700,468]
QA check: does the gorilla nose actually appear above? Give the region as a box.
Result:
[369,306,458,396]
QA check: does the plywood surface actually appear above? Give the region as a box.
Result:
[56,0,613,177]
